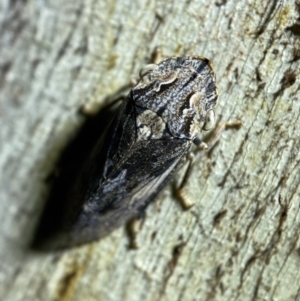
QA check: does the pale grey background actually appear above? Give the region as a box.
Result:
[0,1,299,300]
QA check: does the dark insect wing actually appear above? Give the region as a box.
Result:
[70,94,191,245]
[66,56,218,247]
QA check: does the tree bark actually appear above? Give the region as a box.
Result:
[1,0,299,300]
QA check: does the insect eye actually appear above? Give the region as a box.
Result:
[203,109,215,131]
[139,64,158,79]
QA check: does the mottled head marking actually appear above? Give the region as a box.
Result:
[133,56,218,140]
[136,109,166,140]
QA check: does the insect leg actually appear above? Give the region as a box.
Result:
[176,153,197,210]
[176,120,242,210]
[80,84,132,116]
[192,137,208,149]
[126,215,146,249]
[204,120,242,151]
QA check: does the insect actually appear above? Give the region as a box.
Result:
[50,56,218,248]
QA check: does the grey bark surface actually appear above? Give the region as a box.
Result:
[0,0,299,300]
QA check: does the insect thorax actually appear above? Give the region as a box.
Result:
[132,57,218,142]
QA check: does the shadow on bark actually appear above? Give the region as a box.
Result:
[32,99,122,251]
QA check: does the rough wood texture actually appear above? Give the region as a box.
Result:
[0,1,299,300]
